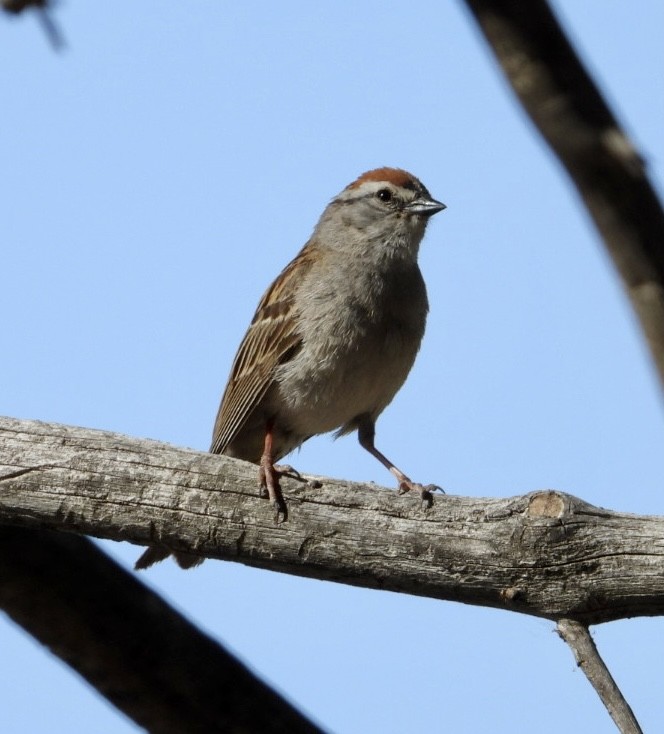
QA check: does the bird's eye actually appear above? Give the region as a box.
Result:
[376,188,393,203]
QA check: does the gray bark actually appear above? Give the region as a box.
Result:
[2,415,664,626]
[557,620,642,734]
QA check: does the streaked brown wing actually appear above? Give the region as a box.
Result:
[210,245,315,454]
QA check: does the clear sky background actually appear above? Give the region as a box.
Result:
[2,2,663,732]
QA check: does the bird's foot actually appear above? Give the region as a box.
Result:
[274,464,322,489]
[274,463,300,479]
[258,463,288,523]
[397,479,444,510]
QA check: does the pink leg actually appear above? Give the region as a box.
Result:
[258,422,288,521]
[357,419,439,508]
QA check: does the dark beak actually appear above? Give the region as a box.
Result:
[404,196,446,217]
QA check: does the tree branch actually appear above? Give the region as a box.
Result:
[462,0,664,390]
[557,619,642,734]
[0,525,321,734]
[2,415,664,626]
[1,0,64,49]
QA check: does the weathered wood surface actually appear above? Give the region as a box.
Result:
[2,415,663,625]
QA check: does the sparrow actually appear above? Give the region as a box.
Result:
[136,167,445,569]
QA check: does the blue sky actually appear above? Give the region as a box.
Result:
[1,2,663,732]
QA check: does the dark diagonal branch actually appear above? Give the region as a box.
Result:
[462,0,664,390]
[0,524,321,734]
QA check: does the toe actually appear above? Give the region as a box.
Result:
[420,487,434,510]
[397,480,412,495]
[274,464,301,479]
[273,499,288,523]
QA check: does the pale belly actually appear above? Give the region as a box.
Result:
[273,326,421,437]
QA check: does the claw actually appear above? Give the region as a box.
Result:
[274,464,301,480]
[277,464,321,489]
[273,498,288,523]
[397,479,440,510]
[424,483,445,495]
[420,487,434,510]
[397,480,411,495]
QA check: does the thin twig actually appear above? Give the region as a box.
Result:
[557,619,642,734]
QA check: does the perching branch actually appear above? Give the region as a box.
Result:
[2,415,664,627]
[462,0,664,391]
[0,525,321,734]
[557,620,642,734]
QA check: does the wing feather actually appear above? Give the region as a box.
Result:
[210,245,315,454]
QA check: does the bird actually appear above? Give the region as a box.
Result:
[135,167,445,570]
